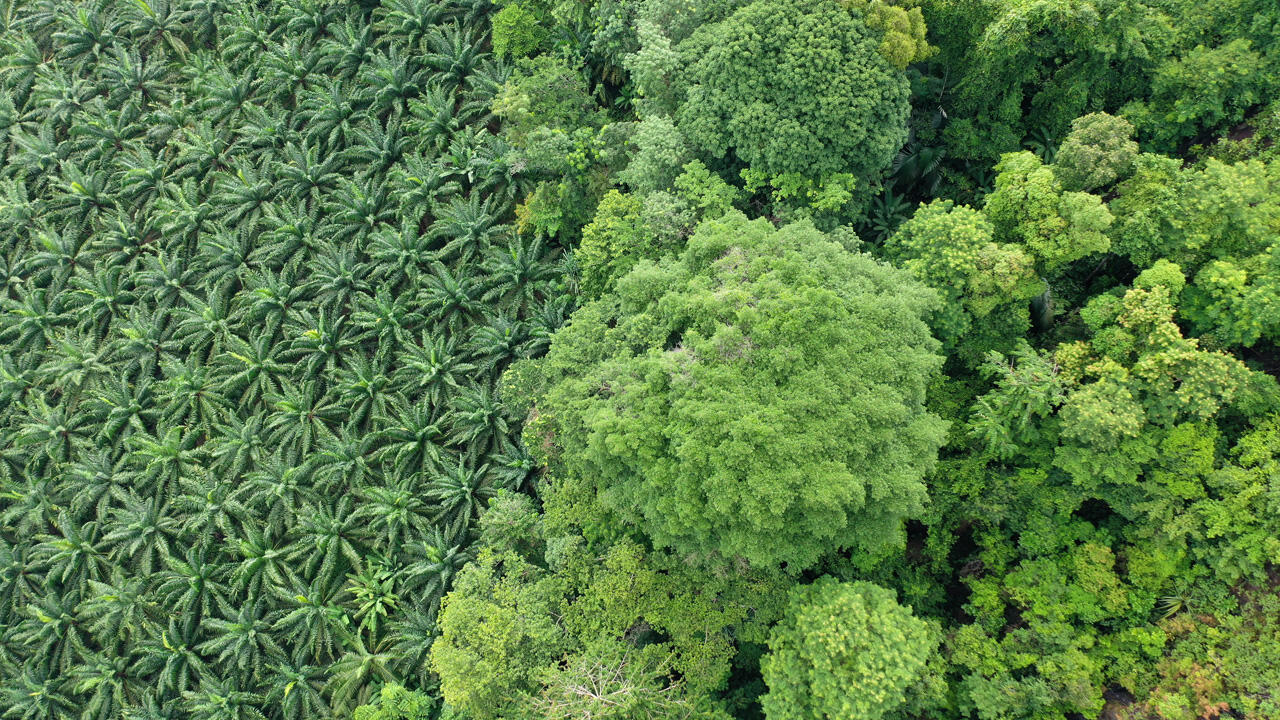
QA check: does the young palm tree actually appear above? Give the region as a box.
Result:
[419,261,482,331]
[151,549,231,636]
[425,456,496,538]
[270,576,350,667]
[1,669,76,720]
[79,572,162,647]
[131,618,210,699]
[261,660,329,720]
[332,354,392,431]
[480,234,560,315]
[423,22,486,94]
[197,600,287,687]
[374,0,452,48]
[70,264,138,340]
[100,491,179,576]
[349,287,424,365]
[393,330,476,408]
[272,141,341,209]
[181,676,268,720]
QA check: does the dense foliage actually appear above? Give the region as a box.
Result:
[513,212,947,571]
[0,0,564,717]
[3,0,1280,719]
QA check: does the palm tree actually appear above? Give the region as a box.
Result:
[230,526,299,600]
[288,497,368,590]
[324,632,396,715]
[107,305,176,381]
[263,381,341,459]
[260,660,329,720]
[12,393,95,465]
[235,454,320,537]
[157,355,227,432]
[393,330,476,407]
[374,0,452,47]
[426,457,496,538]
[1,669,76,720]
[370,394,446,474]
[52,5,122,71]
[118,0,191,59]
[198,601,286,686]
[332,354,393,431]
[100,491,179,576]
[303,241,372,310]
[99,48,170,107]
[88,375,158,447]
[40,332,112,398]
[428,192,505,264]
[152,549,231,635]
[217,330,291,408]
[79,572,162,647]
[465,312,530,373]
[131,619,210,699]
[1,286,67,356]
[71,652,141,720]
[272,142,341,210]
[172,292,236,363]
[349,288,423,365]
[406,83,461,154]
[181,677,268,720]
[317,14,376,81]
[281,308,359,376]
[294,78,362,153]
[326,177,395,244]
[70,264,138,340]
[353,475,433,552]
[11,592,91,679]
[209,160,276,230]
[171,476,248,555]
[361,47,428,117]
[481,235,560,315]
[124,425,201,499]
[367,221,434,291]
[444,382,508,453]
[423,22,486,94]
[399,526,472,609]
[419,261,482,331]
[270,577,351,666]
[205,412,268,481]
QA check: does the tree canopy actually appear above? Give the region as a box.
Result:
[518,211,947,571]
[675,0,914,188]
[3,0,1279,718]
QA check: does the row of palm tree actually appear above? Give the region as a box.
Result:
[0,0,571,717]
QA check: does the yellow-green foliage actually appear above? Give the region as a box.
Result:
[431,534,786,719]
[491,2,548,58]
[430,552,574,719]
[984,151,1111,274]
[352,685,436,720]
[577,190,652,300]
[840,0,935,69]
[761,578,939,720]
[885,200,1043,358]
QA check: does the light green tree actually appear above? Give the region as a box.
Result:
[760,578,939,720]
[675,0,912,188]
[885,200,1043,360]
[520,212,948,571]
[983,151,1111,274]
[1052,113,1139,191]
